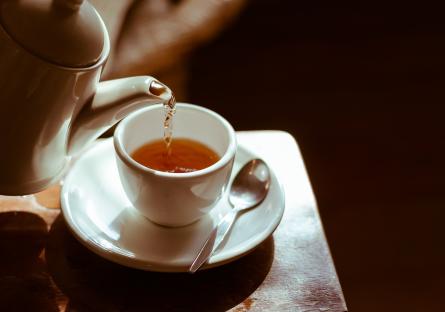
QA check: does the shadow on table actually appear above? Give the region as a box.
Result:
[0,211,60,312]
[46,215,274,312]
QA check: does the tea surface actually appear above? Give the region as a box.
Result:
[131,138,220,173]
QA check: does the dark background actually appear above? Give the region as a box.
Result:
[188,0,445,310]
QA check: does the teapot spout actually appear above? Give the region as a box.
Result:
[67,76,172,155]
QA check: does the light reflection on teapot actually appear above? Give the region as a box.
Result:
[0,0,173,195]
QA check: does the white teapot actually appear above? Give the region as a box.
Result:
[0,0,173,195]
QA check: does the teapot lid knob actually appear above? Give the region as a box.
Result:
[0,0,107,68]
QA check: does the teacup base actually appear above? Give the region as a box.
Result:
[137,211,204,228]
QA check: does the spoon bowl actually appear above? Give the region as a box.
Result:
[229,159,270,210]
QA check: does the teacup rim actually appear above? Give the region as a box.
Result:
[114,103,237,179]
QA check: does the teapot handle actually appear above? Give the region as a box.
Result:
[67,76,172,155]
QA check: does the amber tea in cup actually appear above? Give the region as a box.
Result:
[131,138,220,173]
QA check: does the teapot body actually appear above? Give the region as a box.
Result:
[0,24,108,194]
[0,1,173,195]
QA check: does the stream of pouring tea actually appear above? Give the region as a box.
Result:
[163,94,176,156]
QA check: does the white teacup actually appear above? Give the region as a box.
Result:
[114,103,237,227]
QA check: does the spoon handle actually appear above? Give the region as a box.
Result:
[189,209,238,273]
[212,209,238,252]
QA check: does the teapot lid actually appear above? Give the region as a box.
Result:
[0,0,106,68]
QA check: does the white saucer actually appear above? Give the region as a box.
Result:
[61,139,285,272]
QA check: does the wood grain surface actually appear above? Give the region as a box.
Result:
[0,131,346,311]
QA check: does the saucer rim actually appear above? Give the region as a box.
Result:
[61,139,285,272]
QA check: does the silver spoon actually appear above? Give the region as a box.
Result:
[189,158,271,273]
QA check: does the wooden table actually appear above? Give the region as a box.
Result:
[0,131,347,311]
